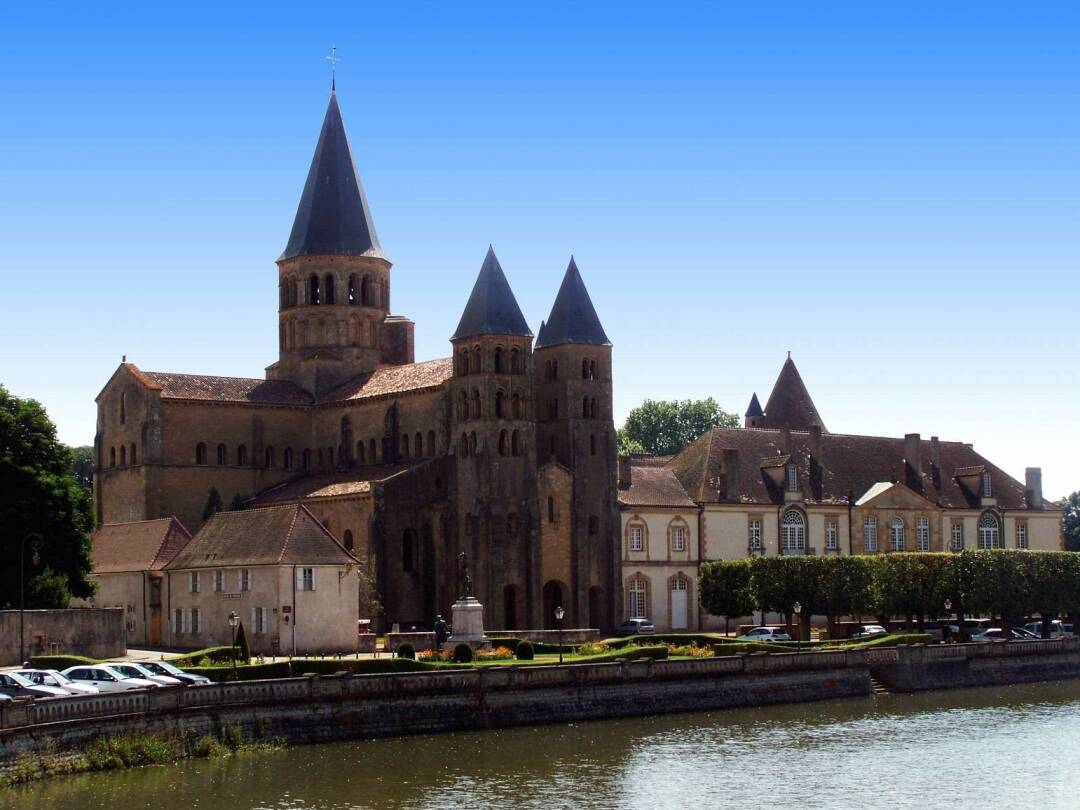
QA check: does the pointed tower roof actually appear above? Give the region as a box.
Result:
[279,92,384,262]
[763,355,827,432]
[451,246,532,341]
[745,392,763,418]
[534,257,611,349]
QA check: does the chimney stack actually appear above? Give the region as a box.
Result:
[904,433,922,474]
[618,455,632,488]
[930,436,941,470]
[722,449,740,502]
[1025,467,1043,510]
[809,424,822,460]
[780,427,791,454]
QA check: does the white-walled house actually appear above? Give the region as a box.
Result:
[164,503,360,655]
[617,356,1063,633]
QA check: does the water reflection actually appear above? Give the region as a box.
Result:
[12,681,1080,810]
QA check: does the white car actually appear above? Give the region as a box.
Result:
[62,665,158,691]
[14,669,99,696]
[1023,620,1073,639]
[136,661,211,685]
[853,625,888,639]
[0,671,72,698]
[735,627,793,642]
[109,663,182,687]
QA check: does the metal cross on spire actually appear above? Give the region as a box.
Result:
[326,44,340,91]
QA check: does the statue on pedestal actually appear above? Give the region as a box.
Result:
[458,551,473,599]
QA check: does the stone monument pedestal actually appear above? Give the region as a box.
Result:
[448,597,488,650]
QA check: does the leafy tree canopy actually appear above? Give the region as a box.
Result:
[1063,491,1080,552]
[619,398,739,457]
[0,385,94,607]
[69,445,94,492]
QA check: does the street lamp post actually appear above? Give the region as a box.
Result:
[20,534,43,666]
[555,606,565,664]
[944,599,953,643]
[228,611,240,680]
[793,602,803,653]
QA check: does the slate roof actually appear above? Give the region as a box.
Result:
[745,393,763,418]
[451,246,532,341]
[279,92,384,262]
[132,366,313,406]
[618,465,696,508]
[319,358,453,404]
[535,257,610,349]
[762,356,827,432]
[91,518,192,574]
[167,503,357,569]
[664,426,1046,510]
[251,465,412,504]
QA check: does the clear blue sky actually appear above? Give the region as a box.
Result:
[1,3,1077,498]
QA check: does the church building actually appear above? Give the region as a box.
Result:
[94,90,619,634]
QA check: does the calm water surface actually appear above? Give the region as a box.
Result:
[9,681,1080,810]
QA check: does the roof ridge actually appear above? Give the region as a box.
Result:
[98,516,175,528]
[278,503,304,564]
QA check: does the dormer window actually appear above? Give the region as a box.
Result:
[786,463,798,493]
[981,472,993,498]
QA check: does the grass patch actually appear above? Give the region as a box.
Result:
[189,656,436,682]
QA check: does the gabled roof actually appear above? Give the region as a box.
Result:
[451,246,532,341]
[663,425,1046,510]
[618,465,696,508]
[137,368,312,406]
[91,517,192,574]
[534,257,610,349]
[279,92,384,262]
[251,465,413,504]
[745,393,763,418]
[318,358,453,404]
[762,355,827,432]
[167,503,357,569]
[854,480,938,509]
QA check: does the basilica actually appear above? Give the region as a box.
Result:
[94,90,619,634]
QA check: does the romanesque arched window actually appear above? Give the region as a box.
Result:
[369,439,377,463]
[512,392,523,419]
[401,434,410,458]
[471,390,482,419]
[302,449,311,470]
[549,398,558,419]
[356,440,365,464]
[265,447,275,468]
[582,358,591,379]
[236,445,247,467]
[109,447,116,467]
[348,274,358,304]
[498,430,508,456]
[781,509,805,553]
[511,348,521,374]
[582,396,589,418]
[511,430,521,457]
[119,446,126,466]
[343,530,354,551]
[458,390,469,421]
[309,274,320,305]
[495,390,506,419]
[458,350,470,376]
[548,496,555,523]
[217,444,227,465]
[427,431,436,456]
[460,432,469,458]
[120,391,127,424]
[284,448,293,469]
[494,346,504,374]
[471,346,481,374]
[360,275,371,306]
[590,434,597,456]
[979,512,1001,549]
[590,359,597,379]
[890,517,905,552]
[415,432,423,458]
[323,274,335,305]
[195,443,206,465]
[130,443,137,465]
[469,432,477,454]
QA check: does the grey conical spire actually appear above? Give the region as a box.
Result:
[745,392,763,418]
[534,256,610,349]
[451,246,532,341]
[763,355,827,432]
[279,92,384,262]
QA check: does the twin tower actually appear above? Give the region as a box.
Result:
[267,90,618,631]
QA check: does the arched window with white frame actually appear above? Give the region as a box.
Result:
[890,517,905,552]
[978,512,1000,549]
[781,509,805,553]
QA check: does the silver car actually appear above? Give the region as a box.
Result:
[735,627,793,642]
[14,669,98,695]
[109,663,182,687]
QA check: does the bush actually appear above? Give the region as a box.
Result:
[188,657,433,682]
[168,646,238,667]
[396,642,415,660]
[487,637,574,655]
[575,645,668,663]
[85,732,182,771]
[604,633,725,650]
[29,654,99,669]
[452,643,474,663]
[234,622,250,664]
[515,640,535,661]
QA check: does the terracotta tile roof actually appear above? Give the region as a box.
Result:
[251,465,411,504]
[166,503,357,569]
[953,465,986,477]
[618,466,696,508]
[138,368,312,405]
[319,358,453,404]
[761,356,827,432]
[91,517,192,574]
[665,427,1044,510]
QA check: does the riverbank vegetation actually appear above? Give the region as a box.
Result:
[700,549,1080,639]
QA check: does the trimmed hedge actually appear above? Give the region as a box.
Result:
[452,643,473,663]
[167,646,240,667]
[576,645,669,664]
[710,632,935,657]
[397,643,415,660]
[515,640,535,660]
[603,633,725,650]
[486,637,574,655]
[29,654,99,669]
[188,657,434,682]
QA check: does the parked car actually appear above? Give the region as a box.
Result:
[735,627,793,643]
[970,628,1038,642]
[614,618,656,637]
[0,671,71,699]
[0,693,11,705]
[1023,620,1074,639]
[109,663,182,687]
[852,625,888,639]
[136,661,211,685]
[61,665,158,692]
[14,669,99,696]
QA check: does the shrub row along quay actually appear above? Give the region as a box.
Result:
[699,549,1080,637]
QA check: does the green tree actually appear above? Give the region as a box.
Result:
[234,620,250,663]
[69,445,94,492]
[1063,491,1080,552]
[698,559,754,636]
[0,385,94,608]
[820,555,874,634]
[616,430,645,455]
[620,398,739,456]
[202,486,223,521]
[229,493,246,511]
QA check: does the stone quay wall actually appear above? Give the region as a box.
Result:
[0,609,126,666]
[867,637,1080,692]
[0,650,867,765]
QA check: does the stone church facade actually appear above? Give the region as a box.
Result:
[94,91,619,633]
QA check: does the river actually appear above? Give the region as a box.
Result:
[9,680,1080,809]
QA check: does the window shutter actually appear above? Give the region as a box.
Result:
[296,568,303,590]
[309,569,315,591]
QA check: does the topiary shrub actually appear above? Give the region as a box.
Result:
[396,642,415,660]
[515,640,535,661]
[234,621,251,663]
[452,643,473,663]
